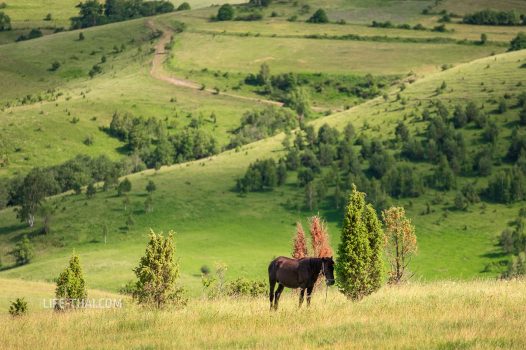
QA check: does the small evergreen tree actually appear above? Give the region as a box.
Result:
[55,253,87,309]
[509,32,526,52]
[146,180,156,193]
[144,194,153,213]
[307,8,329,23]
[336,185,384,300]
[117,178,132,196]
[9,235,34,266]
[86,182,96,198]
[133,230,185,308]
[9,298,28,317]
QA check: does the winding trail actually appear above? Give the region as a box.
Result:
[147,21,338,112]
[149,21,284,107]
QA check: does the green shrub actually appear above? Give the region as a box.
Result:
[176,2,190,11]
[216,4,234,21]
[9,235,34,266]
[307,9,329,23]
[9,298,28,317]
[55,253,87,310]
[509,32,526,52]
[133,230,186,308]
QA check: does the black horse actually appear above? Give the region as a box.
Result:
[268,256,335,310]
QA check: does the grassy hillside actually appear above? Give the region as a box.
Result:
[1,0,526,296]
[1,47,525,295]
[1,279,526,349]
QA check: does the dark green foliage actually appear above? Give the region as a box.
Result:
[237,159,278,192]
[227,106,297,148]
[9,298,28,317]
[432,156,456,190]
[106,112,218,166]
[71,0,105,29]
[176,2,190,11]
[383,163,424,198]
[73,0,174,29]
[55,254,87,309]
[483,121,499,144]
[463,10,523,26]
[78,32,85,40]
[480,33,488,44]
[89,64,102,78]
[16,28,43,42]
[432,24,447,32]
[497,98,507,114]
[49,61,61,72]
[509,32,526,52]
[336,185,383,300]
[146,180,156,193]
[307,9,329,24]
[9,236,34,266]
[277,161,287,186]
[502,252,526,279]
[133,230,185,308]
[452,104,467,128]
[485,167,526,203]
[507,128,526,161]
[519,107,526,126]
[117,178,132,196]
[249,0,272,7]
[86,183,96,198]
[395,121,409,141]
[0,11,11,31]
[216,4,235,21]
[13,168,59,227]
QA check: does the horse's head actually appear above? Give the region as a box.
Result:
[322,257,335,286]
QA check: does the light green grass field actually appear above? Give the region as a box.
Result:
[2,49,525,295]
[169,31,502,76]
[1,279,526,349]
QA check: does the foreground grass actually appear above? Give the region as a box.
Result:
[1,279,525,349]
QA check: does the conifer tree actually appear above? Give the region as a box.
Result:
[336,185,384,300]
[133,230,185,308]
[55,253,87,309]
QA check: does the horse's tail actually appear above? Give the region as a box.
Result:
[268,258,278,283]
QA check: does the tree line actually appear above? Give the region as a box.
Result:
[236,95,526,210]
[104,111,218,168]
[71,0,176,29]
[463,9,526,26]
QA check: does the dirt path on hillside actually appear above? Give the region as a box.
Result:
[148,21,286,107]
[147,21,338,112]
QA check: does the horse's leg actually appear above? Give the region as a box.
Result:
[306,286,314,307]
[273,284,285,310]
[299,288,305,308]
[269,279,276,311]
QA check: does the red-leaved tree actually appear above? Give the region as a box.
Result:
[292,222,308,259]
[309,215,333,258]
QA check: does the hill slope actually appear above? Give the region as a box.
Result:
[1,47,525,294]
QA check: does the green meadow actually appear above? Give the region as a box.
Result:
[1,0,526,347]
